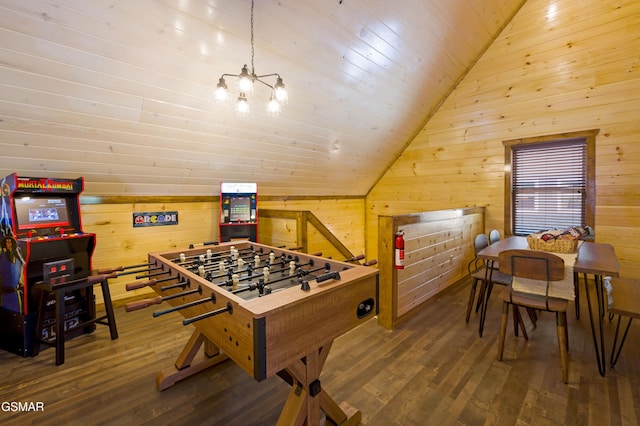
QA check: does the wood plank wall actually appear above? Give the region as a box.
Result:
[365,0,640,279]
[81,199,218,303]
[81,196,365,304]
[258,197,366,261]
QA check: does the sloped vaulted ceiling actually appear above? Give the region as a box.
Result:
[0,0,525,196]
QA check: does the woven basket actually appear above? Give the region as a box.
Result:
[527,235,578,253]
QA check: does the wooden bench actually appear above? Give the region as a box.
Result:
[608,277,640,368]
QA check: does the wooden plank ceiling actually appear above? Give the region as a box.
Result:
[0,0,525,196]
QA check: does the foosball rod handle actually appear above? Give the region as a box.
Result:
[124,274,180,292]
[125,278,158,291]
[85,272,119,285]
[93,266,125,275]
[125,296,163,312]
[344,254,366,263]
[124,286,201,312]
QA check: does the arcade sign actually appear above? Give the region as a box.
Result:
[133,211,178,228]
[16,177,82,193]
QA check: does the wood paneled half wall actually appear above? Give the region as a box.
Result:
[378,207,484,329]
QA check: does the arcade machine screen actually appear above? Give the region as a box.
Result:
[229,197,252,222]
[13,196,71,232]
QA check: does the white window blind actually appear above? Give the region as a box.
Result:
[512,139,587,236]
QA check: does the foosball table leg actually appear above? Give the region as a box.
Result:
[276,342,362,426]
[156,330,229,391]
[320,394,361,426]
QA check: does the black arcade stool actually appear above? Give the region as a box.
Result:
[34,272,118,365]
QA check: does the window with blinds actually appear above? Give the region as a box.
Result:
[511,139,587,236]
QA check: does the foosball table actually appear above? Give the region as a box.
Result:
[124,241,379,425]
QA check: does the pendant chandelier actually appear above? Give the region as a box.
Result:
[213,0,288,117]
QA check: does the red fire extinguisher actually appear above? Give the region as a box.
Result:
[395,231,405,270]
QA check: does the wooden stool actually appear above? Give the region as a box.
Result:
[609,277,640,368]
[34,272,118,366]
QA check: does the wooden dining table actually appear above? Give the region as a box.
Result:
[476,236,620,376]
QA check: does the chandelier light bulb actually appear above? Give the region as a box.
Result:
[235,94,250,117]
[214,77,229,103]
[237,65,254,95]
[274,77,288,104]
[266,94,281,117]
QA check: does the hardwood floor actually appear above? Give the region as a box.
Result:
[1,277,639,425]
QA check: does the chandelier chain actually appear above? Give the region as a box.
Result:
[250,0,255,75]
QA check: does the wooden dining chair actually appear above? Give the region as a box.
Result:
[466,234,511,322]
[466,234,528,337]
[496,249,572,383]
[479,229,503,312]
[609,277,640,368]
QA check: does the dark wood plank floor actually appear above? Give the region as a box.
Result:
[1,277,639,425]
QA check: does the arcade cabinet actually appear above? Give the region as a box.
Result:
[219,182,258,242]
[0,173,97,357]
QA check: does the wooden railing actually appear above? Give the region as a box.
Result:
[258,209,356,261]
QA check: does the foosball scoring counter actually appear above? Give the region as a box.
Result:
[122,241,379,426]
